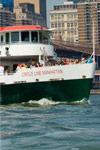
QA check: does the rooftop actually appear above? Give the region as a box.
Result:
[0,25,48,32]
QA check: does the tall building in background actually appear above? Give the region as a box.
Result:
[14,0,47,25]
[0,0,14,11]
[39,0,46,21]
[0,3,15,27]
[50,1,78,42]
[14,3,46,27]
[78,0,100,45]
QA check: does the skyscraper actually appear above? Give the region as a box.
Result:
[14,2,46,27]
[50,1,78,42]
[39,0,46,21]
[14,0,47,22]
[0,4,15,27]
[78,0,100,45]
[0,0,14,11]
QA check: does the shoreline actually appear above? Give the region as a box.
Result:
[90,89,100,95]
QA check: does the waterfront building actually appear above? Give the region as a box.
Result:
[78,0,100,46]
[14,0,47,25]
[14,3,46,27]
[50,1,78,42]
[0,4,15,27]
[0,0,14,11]
[92,70,100,92]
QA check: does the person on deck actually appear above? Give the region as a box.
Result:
[5,66,10,75]
[21,64,27,69]
[16,64,22,72]
[87,56,94,63]
[45,58,51,66]
[30,60,36,68]
[65,59,68,65]
[0,64,4,75]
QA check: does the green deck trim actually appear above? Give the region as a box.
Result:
[0,78,92,104]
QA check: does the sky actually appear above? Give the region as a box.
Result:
[46,0,66,27]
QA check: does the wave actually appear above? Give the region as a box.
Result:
[22,98,89,107]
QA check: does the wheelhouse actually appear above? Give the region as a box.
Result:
[0,26,51,45]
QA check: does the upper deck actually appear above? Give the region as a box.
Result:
[0,25,54,58]
[0,25,50,45]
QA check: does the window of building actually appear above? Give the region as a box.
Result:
[58,23,61,27]
[67,23,70,27]
[86,31,91,40]
[71,23,73,27]
[62,23,64,27]
[51,24,54,28]
[98,12,100,18]
[74,22,77,26]
[6,33,10,44]
[54,15,57,19]
[57,15,60,19]
[67,14,70,18]
[55,23,57,28]
[94,75,99,82]
[74,14,76,18]
[31,32,38,43]
[97,3,100,11]
[68,30,70,34]
[11,32,19,43]
[62,15,64,18]
[51,15,54,20]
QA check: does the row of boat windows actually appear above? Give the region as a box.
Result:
[0,31,50,44]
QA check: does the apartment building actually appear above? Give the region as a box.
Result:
[0,0,14,11]
[14,3,46,27]
[0,3,15,27]
[50,1,78,42]
[14,0,47,24]
[78,0,100,45]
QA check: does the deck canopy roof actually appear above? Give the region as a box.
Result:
[0,26,48,32]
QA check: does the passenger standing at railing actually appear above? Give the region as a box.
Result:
[5,66,10,75]
[45,58,51,66]
[21,64,27,69]
[65,59,68,65]
[0,64,4,75]
[16,64,22,72]
[30,60,36,68]
[87,56,94,63]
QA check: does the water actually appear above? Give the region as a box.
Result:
[0,95,100,150]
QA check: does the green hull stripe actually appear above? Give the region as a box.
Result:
[0,79,92,104]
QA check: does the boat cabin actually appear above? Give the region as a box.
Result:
[0,26,51,45]
[0,26,54,72]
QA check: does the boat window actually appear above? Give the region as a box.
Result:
[21,31,29,42]
[0,35,4,43]
[39,31,50,44]
[6,33,10,44]
[31,32,38,43]
[39,32,42,43]
[11,32,19,43]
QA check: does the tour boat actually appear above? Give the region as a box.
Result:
[0,25,96,104]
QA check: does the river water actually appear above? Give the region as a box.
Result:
[0,95,100,150]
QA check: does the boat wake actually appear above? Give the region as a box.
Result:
[22,98,89,107]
